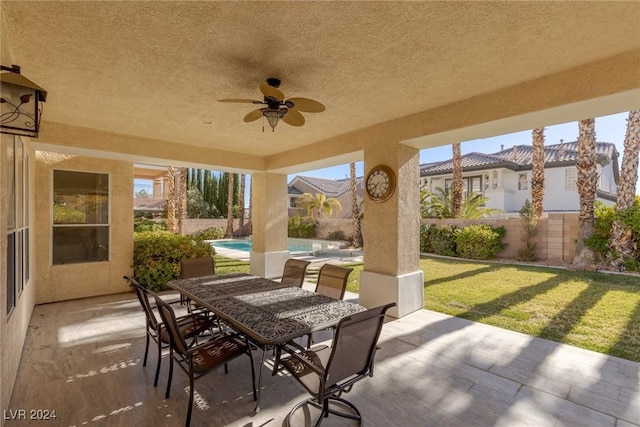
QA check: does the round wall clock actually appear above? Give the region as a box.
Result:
[365,164,396,202]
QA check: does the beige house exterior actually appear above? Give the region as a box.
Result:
[420,141,620,215]
[1,2,639,417]
[287,175,364,219]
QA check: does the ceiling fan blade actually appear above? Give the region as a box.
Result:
[286,97,325,113]
[219,98,262,104]
[282,110,305,127]
[243,109,263,122]
[260,84,284,101]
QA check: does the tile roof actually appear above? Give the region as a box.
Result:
[288,175,364,197]
[420,141,618,175]
[133,198,165,211]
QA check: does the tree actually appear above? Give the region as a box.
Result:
[134,188,151,199]
[531,127,545,219]
[451,143,463,218]
[166,166,176,232]
[247,175,253,235]
[238,174,246,236]
[225,172,234,238]
[609,110,640,263]
[186,188,208,218]
[296,193,342,218]
[350,163,362,248]
[571,118,598,270]
[420,187,501,219]
[177,167,187,233]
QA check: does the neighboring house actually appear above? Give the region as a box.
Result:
[287,175,364,219]
[133,198,165,217]
[419,141,619,215]
[133,164,181,217]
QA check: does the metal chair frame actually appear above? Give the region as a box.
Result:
[279,303,395,426]
[154,294,257,427]
[280,258,311,288]
[123,275,211,387]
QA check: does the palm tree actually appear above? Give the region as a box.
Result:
[296,193,342,218]
[420,187,501,219]
[571,118,598,270]
[166,166,176,232]
[247,176,252,235]
[609,110,640,263]
[531,127,545,219]
[350,163,362,248]
[225,172,234,238]
[177,167,187,234]
[238,174,246,236]
[451,143,463,218]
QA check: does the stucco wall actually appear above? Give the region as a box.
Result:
[316,218,354,240]
[181,218,239,236]
[34,152,134,303]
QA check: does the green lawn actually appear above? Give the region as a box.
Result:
[214,254,640,362]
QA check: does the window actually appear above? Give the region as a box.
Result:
[290,196,299,208]
[444,175,483,199]
[518,173,528,190]
[565,168,577,191]
[4,136,30,315]
[52,170,109,265]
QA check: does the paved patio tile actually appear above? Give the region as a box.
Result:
[516,385,619,426]
[6,292,639,427]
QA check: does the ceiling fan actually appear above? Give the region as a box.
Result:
[218,78,325,131]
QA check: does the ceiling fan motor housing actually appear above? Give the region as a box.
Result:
[266,77,281,88]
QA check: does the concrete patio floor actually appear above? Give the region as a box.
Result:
[6,288,639,427]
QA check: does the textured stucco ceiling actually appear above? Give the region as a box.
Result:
[2,1,639,171]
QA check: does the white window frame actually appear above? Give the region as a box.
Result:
[518,173,528,190]
[565,168,577,191]
[5,136,30,316]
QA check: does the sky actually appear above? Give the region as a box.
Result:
[135,111,637,198]
[289,111,637,195]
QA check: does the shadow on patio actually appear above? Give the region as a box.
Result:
[6,290,639,426]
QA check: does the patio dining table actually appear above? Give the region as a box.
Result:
[166,272,366,412]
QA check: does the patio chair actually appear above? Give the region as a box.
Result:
[123,276,212,388]
[280,258,311,287]
[153,294,256,427]
[179,256,215,308]
[314,264,353,300]
[306,264,353,347]
[278,303,395,426]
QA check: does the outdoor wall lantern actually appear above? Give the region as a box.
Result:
[1,64,47,138]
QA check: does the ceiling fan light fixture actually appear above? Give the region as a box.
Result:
[262,108,287,132]
[221,78,325,132]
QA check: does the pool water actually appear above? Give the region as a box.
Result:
[211,238,315,253]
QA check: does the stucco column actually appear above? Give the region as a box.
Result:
[359,142,424,318]
[152,178,163,199]
[250,172,290,278]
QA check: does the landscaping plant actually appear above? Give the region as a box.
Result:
[133,230,215,291]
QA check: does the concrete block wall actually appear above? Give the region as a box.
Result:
[422,214,578,262]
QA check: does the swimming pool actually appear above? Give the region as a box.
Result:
[210,238,346,254]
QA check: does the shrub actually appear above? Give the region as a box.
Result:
[517,200,538,262]
[455,224,506,260]
[420,224,435,253]
[428,225,458,257]
[195,227,225,240]
[327,230,346,241]
[288,216,318,238]
[134,217,167,233]
[133,231,216,292]
[584,201,616,262]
